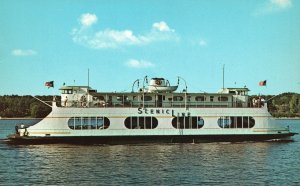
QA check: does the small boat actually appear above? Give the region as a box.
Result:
[7,76,297,144]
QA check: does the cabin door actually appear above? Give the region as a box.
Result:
[157,95,163,107]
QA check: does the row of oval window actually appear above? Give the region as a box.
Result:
[114,96,228,102]
[67,116,255,130]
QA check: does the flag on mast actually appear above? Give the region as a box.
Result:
[259,80,267,86]
[45,81,54,88]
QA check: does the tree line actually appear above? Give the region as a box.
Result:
[269,93,300,117]
[0,93,299,118]
[0,95,58,118]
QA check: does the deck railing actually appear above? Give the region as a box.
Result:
[56,101,265,109]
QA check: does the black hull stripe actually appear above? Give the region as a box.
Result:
[6,133,297,145]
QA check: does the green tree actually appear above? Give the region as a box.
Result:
[289,94,300,114]
[30,103,39,118]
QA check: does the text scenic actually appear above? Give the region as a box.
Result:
[137,107,190,117]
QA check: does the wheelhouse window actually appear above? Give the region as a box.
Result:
[68,117,110,130]
[172,116,204,129]
[124,116,158,129]
[218,116,255,128]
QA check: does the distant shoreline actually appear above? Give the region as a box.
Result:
[276,117,300,120]
[0,117,43,120]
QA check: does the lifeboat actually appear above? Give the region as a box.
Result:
[147,78,178,93]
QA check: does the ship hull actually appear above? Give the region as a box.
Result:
[7,133,297,145]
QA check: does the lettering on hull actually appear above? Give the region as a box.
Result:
[137,107,190,117]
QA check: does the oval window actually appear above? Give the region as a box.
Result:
[124,117,158,129]
[195,96,205,101]
[172,116,204,129]
[68,117,110,130]
[173,96,183,101]
[218,117,231,128]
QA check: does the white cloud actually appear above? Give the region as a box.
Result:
[80,13,97,27]
[199,39,207,47]
[152,21,174,32]
[11,49,37,56]
[254,0,292,16]
[271,0,292,8]
[126,59,155,68]
[72,14,178,49]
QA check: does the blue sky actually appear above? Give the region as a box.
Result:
[1,0,299,96]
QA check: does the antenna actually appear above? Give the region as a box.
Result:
[88,68,90,89]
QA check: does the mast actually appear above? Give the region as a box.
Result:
[222,64,225,90]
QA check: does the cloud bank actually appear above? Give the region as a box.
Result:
[72,13,178,49]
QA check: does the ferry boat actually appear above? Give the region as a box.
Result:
[8,76,297,144]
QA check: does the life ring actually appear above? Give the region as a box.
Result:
[155,80,162,85]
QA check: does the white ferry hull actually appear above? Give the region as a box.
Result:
[7,106,297,144]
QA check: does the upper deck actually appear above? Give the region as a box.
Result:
[58,77,263,109]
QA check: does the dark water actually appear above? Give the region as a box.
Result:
[0,119,300,185]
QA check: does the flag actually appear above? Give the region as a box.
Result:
[45,81,54,88]
[259,80,267,86]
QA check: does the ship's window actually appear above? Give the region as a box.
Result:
[218,96,228,102]
[195,96,206,101]
[218,116,255,128]
[173,96,183,101]
[75,117,81,129]
[124,117,158,129]
[218,117,231,128]
[68,117,75,129]
[172,116,204,129]
[62,89,73,94]
[82,117,89,129]
[142,96,152,101]
[68,117,110,130]
[117,95,128,102]
[96,96,105,100]
[88,89,96,93]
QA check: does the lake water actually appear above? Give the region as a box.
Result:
[0,119,300,185]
